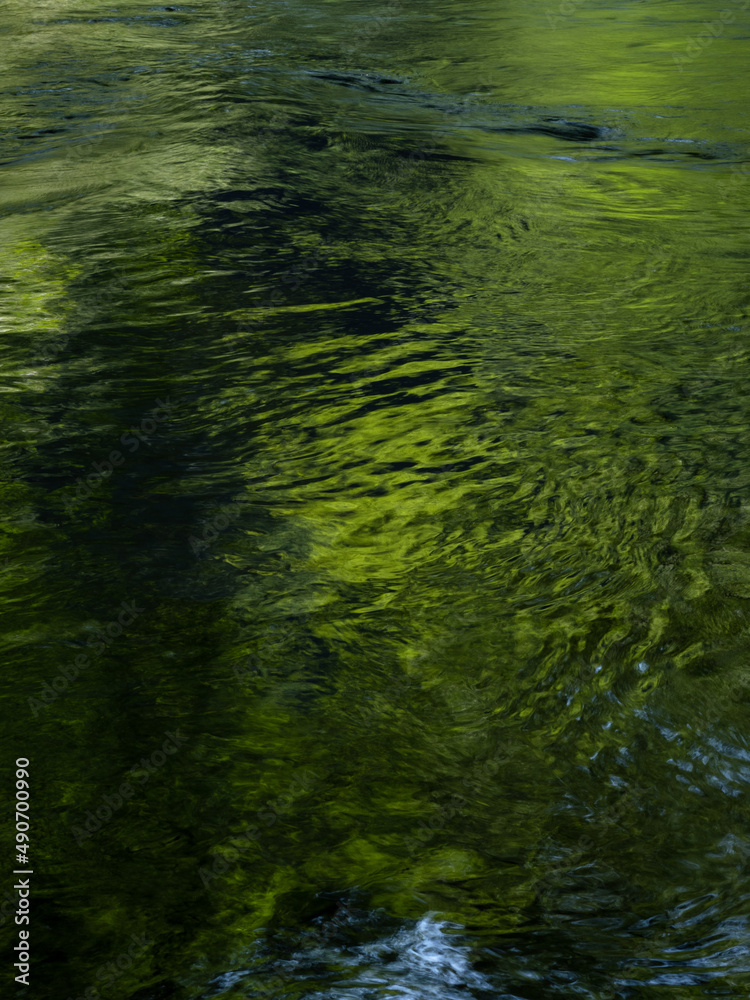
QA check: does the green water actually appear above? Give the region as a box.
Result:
[1,0,750,997]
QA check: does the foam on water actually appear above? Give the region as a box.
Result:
[210,914,498,999]
[301,914,495,999]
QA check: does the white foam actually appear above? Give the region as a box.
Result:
[300,913,494,999]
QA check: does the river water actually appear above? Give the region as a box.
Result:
[2,1,750,998]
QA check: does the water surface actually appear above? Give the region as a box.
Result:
[1,0,750,997]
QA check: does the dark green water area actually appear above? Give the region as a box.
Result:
[1,1,750,997]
